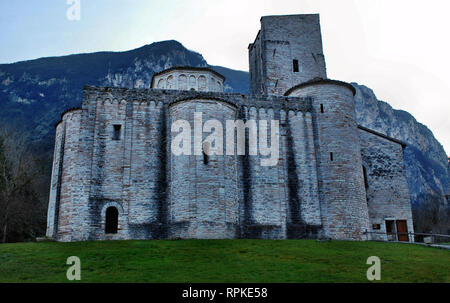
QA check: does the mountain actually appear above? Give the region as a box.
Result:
[0,40,249,144]
[353,84,449,206]
[0,40,448,208]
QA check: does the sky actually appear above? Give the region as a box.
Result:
[1,0,449,155]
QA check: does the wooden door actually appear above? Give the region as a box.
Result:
[396,220,409,242]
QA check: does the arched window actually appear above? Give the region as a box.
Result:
[105,207,119,234]
[178,74,187,90]
[157,79,165,89]
[189,75,197,90]
[166,75,174,89]
[198,76,207,91]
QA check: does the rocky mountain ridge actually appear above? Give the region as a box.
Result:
[353,84,449,206]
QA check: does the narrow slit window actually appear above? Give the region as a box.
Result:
[363,165,369,189]
[203,151,209,165]
[320,104,324,113]
[293,59,299,72]
[203,142,209,165]
[113,125,122,140]
[330,152,334,162]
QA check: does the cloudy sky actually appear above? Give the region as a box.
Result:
[1,0,449,155]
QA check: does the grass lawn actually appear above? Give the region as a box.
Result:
[0,239,448,283]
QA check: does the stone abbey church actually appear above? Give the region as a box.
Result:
[46,14,414,242]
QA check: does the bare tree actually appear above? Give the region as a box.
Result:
[0,127,43,243]
[413,192,450,242]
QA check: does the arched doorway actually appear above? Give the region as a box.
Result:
[105,207,119,234]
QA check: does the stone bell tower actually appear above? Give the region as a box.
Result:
[248,14,327,96]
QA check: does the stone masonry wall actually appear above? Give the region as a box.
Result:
[168,99,239,239]
[46,120,65,238]
[249,31,263,95]
[54,110,82,241]
[249,14,327,96]
[47,83,412,242]
[288,83,370,240]
[359,128,414,242]
[242,106,287,239]
[49,86,330,241]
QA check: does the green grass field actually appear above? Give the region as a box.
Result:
[0,239,448,283]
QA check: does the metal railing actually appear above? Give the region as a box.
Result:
[363,230,450,244]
